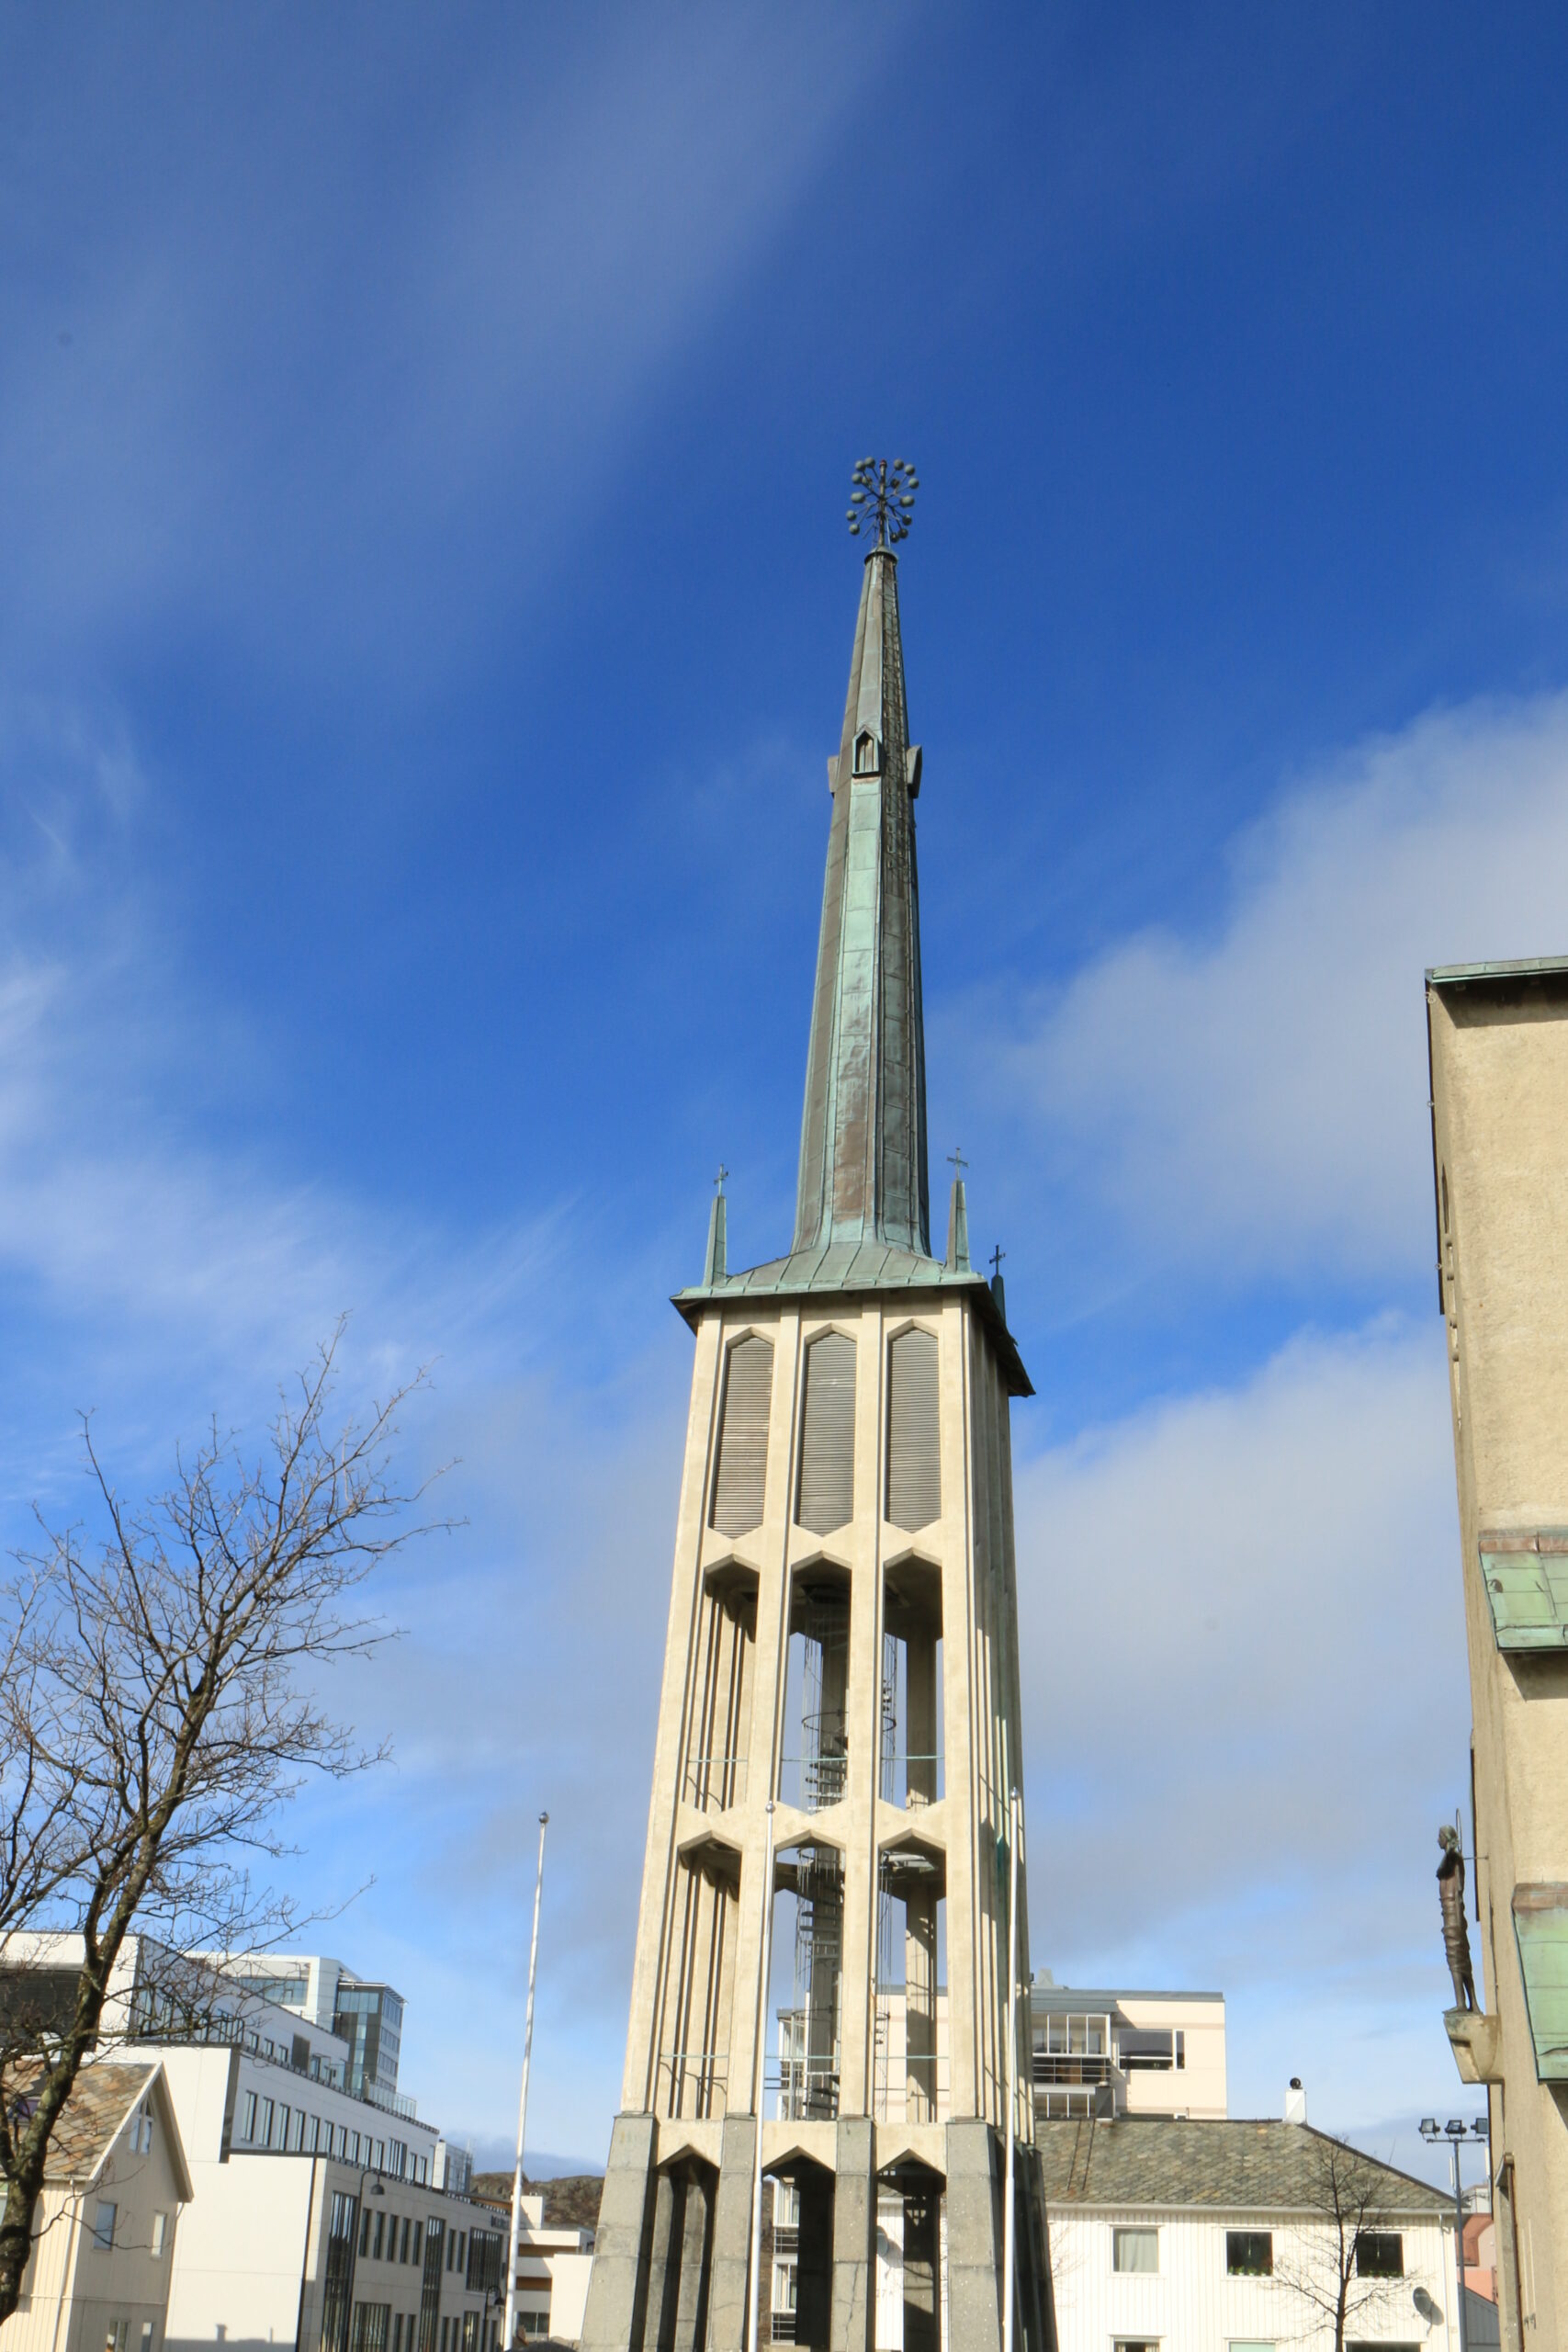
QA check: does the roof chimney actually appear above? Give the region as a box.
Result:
[1284,2077,1307,2125]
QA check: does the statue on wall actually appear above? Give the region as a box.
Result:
[1438,1824,1477,2011]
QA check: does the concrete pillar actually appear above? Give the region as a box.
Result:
[704,2114,757,2352]
[902,2180,939,2352]
[795,2165,835,2351]
[643,2167,682,2352]
[905,1886,937,2122]
[671,2166,715,2352]
[829,2118,874,2352]
[579,2111,658,2352]
[943,2120,1003,2352]
[1018,2147,1054,2352]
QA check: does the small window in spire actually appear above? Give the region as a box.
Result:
[853,729,880,776]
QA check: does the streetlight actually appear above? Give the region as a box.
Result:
[1419,2115,1486,2352]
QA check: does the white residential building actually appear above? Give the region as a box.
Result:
[0,2061,192,2352]
[1032,1977,1227,2122]
[1041,2112,1461,2352]
[503,2196,592,2347]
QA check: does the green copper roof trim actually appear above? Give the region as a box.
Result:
[1512,1885,1568,2081]
[672,1250,1032,1397]
[1478,1533,1568,1650]
[1427,955,1568,984]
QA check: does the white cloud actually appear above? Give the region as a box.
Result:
[1002,693,1568,1281]
[0,6,886,691]
[1017,1317,1472,2126]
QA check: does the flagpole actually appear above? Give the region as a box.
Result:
[503,1812,549,2352]
[746,1800,776,2352]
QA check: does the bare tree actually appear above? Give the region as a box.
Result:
[1272,2130,1426,2351]
[0,1330,435,2324]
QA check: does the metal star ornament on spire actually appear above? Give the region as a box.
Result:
[846,456,919,546]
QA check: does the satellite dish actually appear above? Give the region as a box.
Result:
[1413,2285,1441,2324]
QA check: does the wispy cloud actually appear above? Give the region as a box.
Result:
[0,5,888,695]
[1017,1316,1467,2125]
[991,693,1568,1286]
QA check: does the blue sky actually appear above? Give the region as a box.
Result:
[4,3,1565,2185]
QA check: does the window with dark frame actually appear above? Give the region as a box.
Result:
[1353,2230,1404,2278]
[1225,2229,1273,2276]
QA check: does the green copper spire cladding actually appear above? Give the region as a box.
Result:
[794,544,930,1257]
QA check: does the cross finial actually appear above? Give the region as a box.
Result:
[714,1164,728,1193]
[990,1244,1006,1281]
[947,1146,967,1176]
[847,457,919,548]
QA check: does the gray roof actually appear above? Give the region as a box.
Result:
[1038,2119,1450,2218]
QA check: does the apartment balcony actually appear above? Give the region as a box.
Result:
[1032,2052,1116,2089]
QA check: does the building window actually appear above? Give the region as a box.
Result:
[241,2092,257,2142]
[1119,2027,1177,2073]
[349,2306,389,2352]
[260,2098,275,2146]
[361,2210,373,2259]
[1225,2231,1273,2276]
[1112,2227,1158,2274]
[439,2323,449,2352]
[373,2211,386,2260]
[93,2201,117,2252]
[1353,2231,1404,2277]
[322,2194,359,2352]
[140,2325,154,2352]
[151,2213,167,2259]
[103,2322,129,2352]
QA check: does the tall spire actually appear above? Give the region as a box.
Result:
[794,473,930,1259]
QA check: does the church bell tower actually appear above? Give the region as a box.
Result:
[580,468,1051,2352]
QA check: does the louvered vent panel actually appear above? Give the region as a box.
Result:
[710,1336,773,1536]
[886,1329,941,1531]
[796,1331,857,1533]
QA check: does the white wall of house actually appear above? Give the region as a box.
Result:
[508,2196,593,2346]
[164,2155,318,2352]
[1116,1996,1227,2122]
[1049,2207,1460,2351]
[1,2072,190,2352]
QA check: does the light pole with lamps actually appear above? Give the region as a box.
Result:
[1418,2114,1487,2352]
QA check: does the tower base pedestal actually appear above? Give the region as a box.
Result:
[577,2116,1055,2352]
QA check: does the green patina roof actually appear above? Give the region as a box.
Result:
[673,545,1032,1398]
[1427,955,1568,985]
[673,1244,1032,1396]
[794,545,930,1261]
[1478,1533,1568,1651]
[1512,1886,1568,2081]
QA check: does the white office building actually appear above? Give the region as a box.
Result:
[1032,1975,1228,2122]
[0,1935,502,2352]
